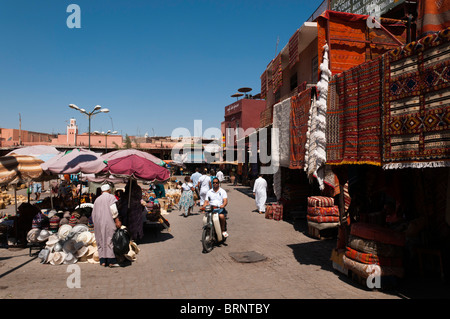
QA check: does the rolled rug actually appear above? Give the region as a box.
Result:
[307,205,339,216]
[347,234,404,258]
[307,215,340,223]
[345,246,403,267]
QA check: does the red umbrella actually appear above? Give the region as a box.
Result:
[101,154,169,182]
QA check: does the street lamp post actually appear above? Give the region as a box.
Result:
[93,130,118,153]
[68,104,110,150]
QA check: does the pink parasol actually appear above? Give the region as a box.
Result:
[100,154,169,182]
[101,149,166,167]
[41,148,107,175]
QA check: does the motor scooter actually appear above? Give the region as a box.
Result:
[201,205,226,253]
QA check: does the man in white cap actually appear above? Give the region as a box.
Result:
[92,184,122,267]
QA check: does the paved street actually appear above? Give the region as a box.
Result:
[0,181,447,304]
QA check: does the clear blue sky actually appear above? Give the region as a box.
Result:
[0,0,321,137]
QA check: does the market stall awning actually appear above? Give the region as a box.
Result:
[6,145,62,163]
[0,154,46,186]
[100,154,170,182]
[101,149,166,167]
[41,148,107,175]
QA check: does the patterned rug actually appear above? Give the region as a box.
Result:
[289,29,299,69]
[272,53,282,94]
[417,0,450,39]
[326,56,383,166]
[382,27,450,169]
[289,87,314,169]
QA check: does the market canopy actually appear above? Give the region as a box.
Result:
[41,148,107,175]
[100,154,170,182]
[0,154,47,186]
[6,145,62,162]
[101,149,166,167]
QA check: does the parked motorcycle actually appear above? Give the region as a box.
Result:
[201,205,226,253]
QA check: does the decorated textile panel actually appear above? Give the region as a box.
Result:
[382,27,450,169]
[326,56,383,166]
[417,0,450,39]
[260,70,267,100]
[272,53,283,94]
[289,87,313,170]
[288,29,299,69]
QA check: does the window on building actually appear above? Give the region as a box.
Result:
[275,90,281,103]
[290,73,298,91]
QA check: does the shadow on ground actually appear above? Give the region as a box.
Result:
[141,224,174,245]
[286,219,450,298]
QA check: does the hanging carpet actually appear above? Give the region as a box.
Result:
[326,56,383,166]
[382,27,450,169]
[289,87,314,169]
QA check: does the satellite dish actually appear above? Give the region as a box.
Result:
[238,87,252,93]
[231,93,244,101]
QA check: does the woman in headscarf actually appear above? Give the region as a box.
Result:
[179,176,195,217]
[118,180,144,242]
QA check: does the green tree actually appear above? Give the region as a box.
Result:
[124,134,132,149]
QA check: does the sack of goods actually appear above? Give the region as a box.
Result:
[342,222,405,282]
[265,202,283,221]
[306,196,339,239]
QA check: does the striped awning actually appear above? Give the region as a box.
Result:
[0,155,45,186]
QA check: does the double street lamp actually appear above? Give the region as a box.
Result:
[68,104,110,150]
[93,130,118,153]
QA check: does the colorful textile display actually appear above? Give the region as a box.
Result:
[345,246,403,267]
[307,205,339,216]
[307,196,334,207]
[307,215,340,223]
[382,27,450,169]
[272,53,282,94]
[417,0,450,39]
[260,70,267,100]
[290,88,314,169]
[259,106,273,128]
[273,98,291,168]
[326,56,383,166]
[348,234,404,258]
[307,195,339,239]
[289,29,299,69]
[265,202,283,221]
[305,44,331,189]
[317,10,406,76]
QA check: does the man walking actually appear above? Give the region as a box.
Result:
[92,184,122,268]
[253,174,268,214]
[197,171,212,206]
[190,167,202,205]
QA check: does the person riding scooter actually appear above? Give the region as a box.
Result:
[203,177,228,238]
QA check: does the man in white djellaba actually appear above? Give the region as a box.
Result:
[253,174,268,214]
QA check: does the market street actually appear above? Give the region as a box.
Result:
[0,180,424,300]
[1,179,448,302]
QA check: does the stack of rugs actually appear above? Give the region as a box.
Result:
[306,196,340,239]
[265,202,283,221]
[343,222,405,282]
